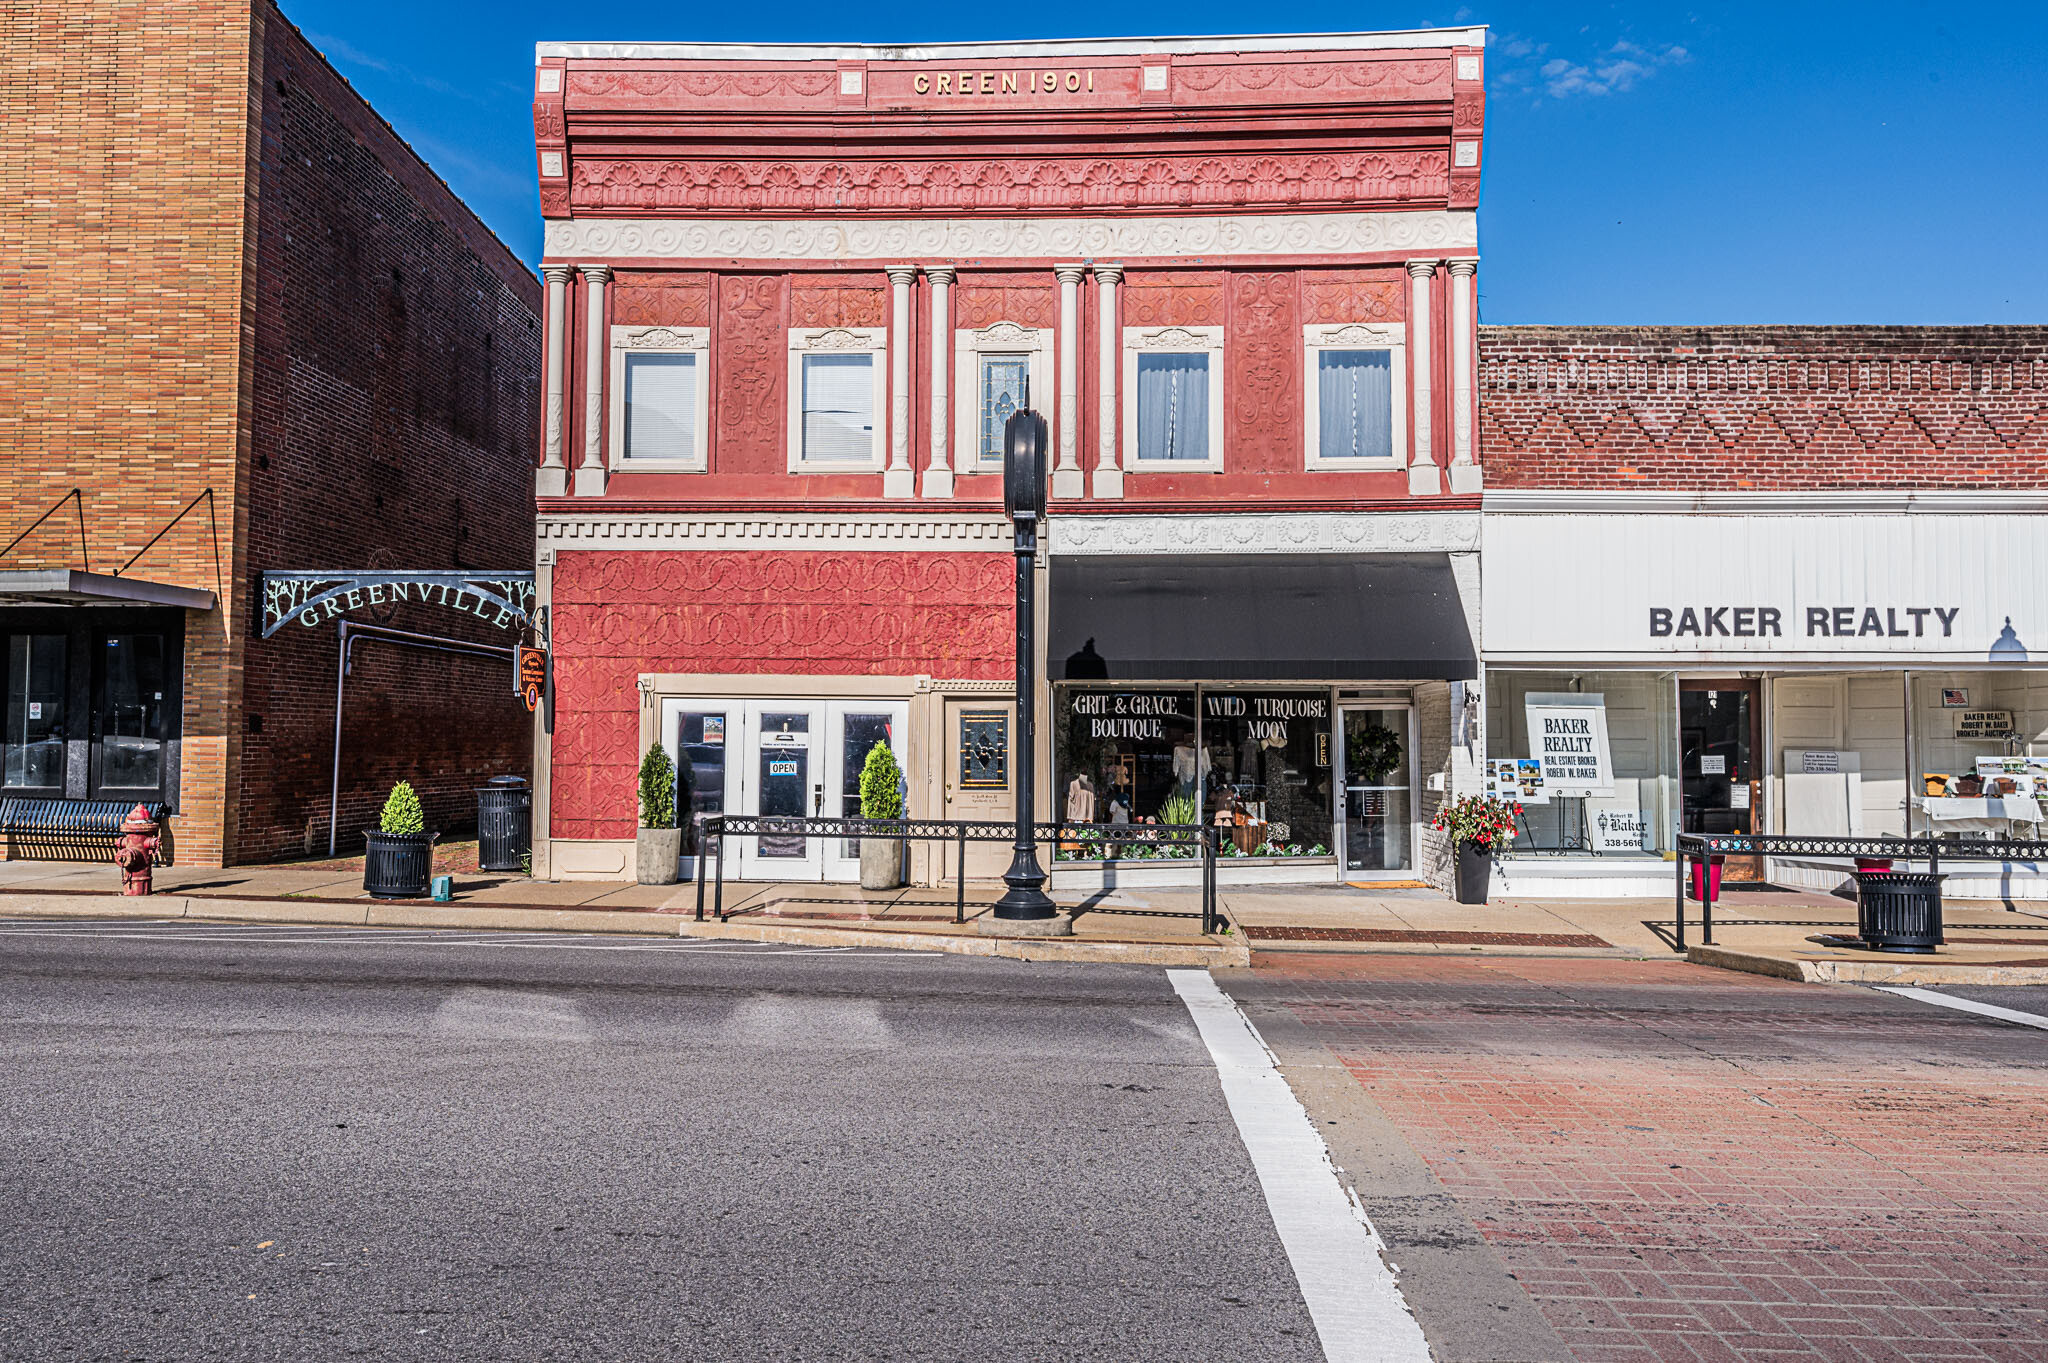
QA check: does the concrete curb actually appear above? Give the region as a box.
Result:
[1688,943,2048,986]
[0,892,1247,965]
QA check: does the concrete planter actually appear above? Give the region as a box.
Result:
[859,827,904,890]
[635,827,681,885]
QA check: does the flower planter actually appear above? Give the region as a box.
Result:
[636,827,681,885]
[859,825,904,890]
[1454,840,1492,904]
[363,830,437,899]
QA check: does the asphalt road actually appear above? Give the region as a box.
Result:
[0,920,1320,1363]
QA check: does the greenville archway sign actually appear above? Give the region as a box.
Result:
[260,570,542,641]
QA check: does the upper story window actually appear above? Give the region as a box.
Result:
[1302,323,1406,470]
[610,326,710,472]
[954,320,1053,471]
[787,328,888,472]
[1122,326,1225,473]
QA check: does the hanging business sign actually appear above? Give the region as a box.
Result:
[260,571,541,640]
[1524,693,1615,798]
[515,646,548,714]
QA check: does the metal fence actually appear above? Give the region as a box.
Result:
[693,815,1223,934]
[1672,831,2048,951]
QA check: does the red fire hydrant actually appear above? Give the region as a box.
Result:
[113,803,160,896]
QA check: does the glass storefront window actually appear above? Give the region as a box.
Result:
[1905,670,2048,841]
[1485,670,1679,856]
[1052,686,1337,862]
[4,635,66,790]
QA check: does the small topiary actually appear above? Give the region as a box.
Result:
[638,743,676,828]
[857,741,903,821]
[379,781,425,836]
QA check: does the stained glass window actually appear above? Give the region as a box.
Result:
[978,354,1029,465]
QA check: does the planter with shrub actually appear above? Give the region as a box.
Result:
[363,781,437,899]
[636,743,681,885]
[857,741,905,890]
[1430,793,1521,905]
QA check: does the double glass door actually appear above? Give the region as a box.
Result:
[1339,706,1414,874]
[659,697,909,882]
[1,627,172,802]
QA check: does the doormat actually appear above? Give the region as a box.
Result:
[1245,925,1612,948]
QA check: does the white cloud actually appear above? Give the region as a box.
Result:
[1497,32,1691,100]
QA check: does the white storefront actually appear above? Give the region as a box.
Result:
[1480,494,2048,900]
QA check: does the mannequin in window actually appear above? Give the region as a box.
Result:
[1065,773,1096,823]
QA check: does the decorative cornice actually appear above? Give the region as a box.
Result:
[545,209,1477,264]
[615,324,708,350]
[1130,324,1222,350]
[1050,511,1479,555]
[1483,489,2048,516]
[537,31,1488,61]
[792,326,882,351]
[971,320,1040,347]
[536,512,1012,549]
[1312,322,1400,345]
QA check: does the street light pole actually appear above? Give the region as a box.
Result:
[993,409,1058,921]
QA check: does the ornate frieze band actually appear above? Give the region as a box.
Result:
[537,513,1012,549]
[1050,511,1480,555]
[544,210,1477,264]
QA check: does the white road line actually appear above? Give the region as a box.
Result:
[1168,969,1431,1363]
[1877,985,2048,1031]
[0,920,933,957]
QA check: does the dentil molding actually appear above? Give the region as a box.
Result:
[537,512,1011,549]
[545,209,1477,264]
[1050,511,1480,555]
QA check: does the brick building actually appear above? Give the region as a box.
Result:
[529,30,1491,888]
[1476,326,2048,898]
[0,0,541,865]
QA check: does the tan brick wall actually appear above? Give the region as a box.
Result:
[0,0,257,864]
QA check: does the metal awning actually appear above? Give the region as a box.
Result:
[1049,552,1477,681]
[0,569,217,611]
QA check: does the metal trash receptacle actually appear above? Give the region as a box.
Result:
[476,775,531,873]
[1852,870,1944,953]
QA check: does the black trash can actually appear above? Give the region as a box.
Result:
[1852,870,1945,953]
[476,775,531,873]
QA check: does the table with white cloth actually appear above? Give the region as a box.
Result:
[1915,795,2048,837]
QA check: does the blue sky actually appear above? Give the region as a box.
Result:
[284,2,2047,324]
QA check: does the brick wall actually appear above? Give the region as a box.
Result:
[1479,326,2048,490]
[549,549,1011,839]
[233,6,542,861]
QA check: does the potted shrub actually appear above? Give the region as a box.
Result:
[636,743,681,885]
[857,741,905,890]
[1431,793,1521,905]
[363,780,436,899]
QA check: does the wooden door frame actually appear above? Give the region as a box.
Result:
[1680,677,1764,880]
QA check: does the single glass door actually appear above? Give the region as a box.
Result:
[738,705,825,880]
[1680,681,1762,880]
[823,703,909,882]
[92,633,167,799]
[1340,706,1413,874]
[4,634,68,795]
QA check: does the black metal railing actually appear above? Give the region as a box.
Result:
[692,815,1223,935]
[1672,831,2048,952]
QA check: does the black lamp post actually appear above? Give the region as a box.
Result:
[993,408,1058,921]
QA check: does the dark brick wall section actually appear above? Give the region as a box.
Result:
[1479,325,2048,490]
[234,5,542,861]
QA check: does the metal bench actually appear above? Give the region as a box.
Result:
[0,798,169,863]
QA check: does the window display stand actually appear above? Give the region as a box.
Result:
[1518,797,1593,856]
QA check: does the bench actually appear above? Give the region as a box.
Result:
[0,798,169,864]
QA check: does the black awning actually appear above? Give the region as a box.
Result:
[1049,553,1477,682]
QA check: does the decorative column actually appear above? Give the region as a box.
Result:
[922,266,955,498]
[1051,263,1087,500]
[535,264,575,497]
[1090,264,1123,499]
[1447,258,1481,494]
[884,265,917,499]
[573,264,611,497]
[1406,259,1441,496]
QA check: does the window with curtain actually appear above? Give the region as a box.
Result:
[1316,349,1394,460]
[800,353,876,464]
[977,354,1029,465]
[1134,352,1210,463]
[622,352,697,461]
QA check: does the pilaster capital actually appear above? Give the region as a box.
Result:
[1054,263,1088,286]
[1446,257,1478,277]
[541,263,577,286]
[579,263,613,285]
[1406,259,1441,280]
[924,265,956,286]
[1092,263,1124,286]
[886,264,919,287]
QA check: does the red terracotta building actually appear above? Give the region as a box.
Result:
[529,29,1490,887]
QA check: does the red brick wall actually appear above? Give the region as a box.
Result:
[549,549,1011,839]
[232,7,543,861]
[1479,326,2048,490]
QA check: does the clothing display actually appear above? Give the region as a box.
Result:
[1065,775,1096,823]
